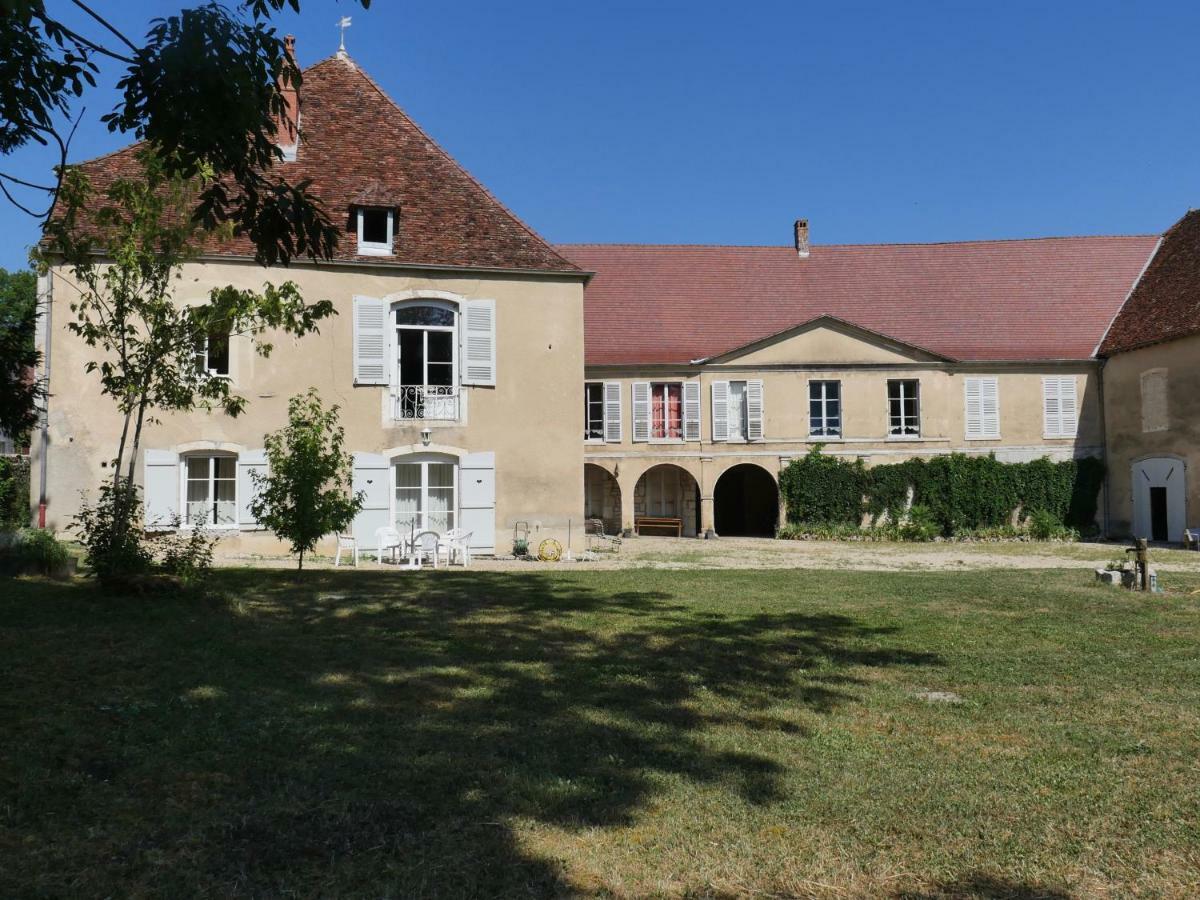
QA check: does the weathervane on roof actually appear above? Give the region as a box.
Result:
[336,16,352,57]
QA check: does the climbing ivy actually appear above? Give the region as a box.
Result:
[0,456,30,530]
[780,448,1104,537]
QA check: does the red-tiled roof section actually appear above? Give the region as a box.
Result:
[73,55,581,274]
[562,236,1159,365]
[1099,210,1200,356]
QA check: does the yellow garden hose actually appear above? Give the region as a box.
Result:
[537,538,562,562]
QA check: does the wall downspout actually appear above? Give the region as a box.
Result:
[36,271,52,529]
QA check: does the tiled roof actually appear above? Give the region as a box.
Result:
[1099,210,1200,356]
[68,54,581,274]
[560,236,1159,365]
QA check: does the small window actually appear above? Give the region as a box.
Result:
[809,380,841,437]
[1043,376,1079,438]
[195,329,230,377]
[584,382,604,440]
[888,379,920,436]
[184,455,237,528]
[357,207,394,255]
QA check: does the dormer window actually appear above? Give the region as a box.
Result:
[357,207,394,255]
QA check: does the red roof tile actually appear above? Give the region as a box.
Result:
[560,236,1159,365]
[69,54,581,274]
[1099,210,1200,356]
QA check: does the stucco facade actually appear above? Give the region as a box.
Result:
[1101,332,1200,540]
[35,259,586,556]
[584,321,1102,537]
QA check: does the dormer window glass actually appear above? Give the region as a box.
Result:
[357,207,394,255]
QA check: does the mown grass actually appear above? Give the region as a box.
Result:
[2,568,1199,898]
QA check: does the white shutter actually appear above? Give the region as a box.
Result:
[711,381,730,442]
[603,381,622,443]
[981,378,1000,438]
[1059,377,1078,437]
[353,295,387,385]
[632,382,651,442]
[459,451,496,553]
[461,299,496,386]
[1042,377,1061,437]
[683,381,701,441]
[143,449,179,531]
[964,378,982,438]
[237,449,268,530]
[746,379,764,441]
[351,452,390,548]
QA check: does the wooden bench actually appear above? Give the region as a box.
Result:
[634,515,683,537]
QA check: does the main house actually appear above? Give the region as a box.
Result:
[31,46,1198,550]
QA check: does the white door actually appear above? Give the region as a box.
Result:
[394,455,457,535]
[1132,457,1186,543]
[644,468,679,517]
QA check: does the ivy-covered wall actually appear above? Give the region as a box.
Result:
[779,448,1104,535]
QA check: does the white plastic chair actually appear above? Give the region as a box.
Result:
[411,530,441,568]
[439,528,474,567]
[333,532,359,568]
[374,525,406,566]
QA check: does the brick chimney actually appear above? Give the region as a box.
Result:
[794,218,810,258]
[274,35,299,161]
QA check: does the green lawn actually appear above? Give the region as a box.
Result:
[3,568,1199,898]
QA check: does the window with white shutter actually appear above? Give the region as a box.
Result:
[683,381,701,441]
[352,295,388,385]
[1043,376,1078,438]
[603,381,622,442]
[631,382,651,442]
[746,379,764,441]
[711,381,730,441]
[964,377,1000,439]
[143,449,179,531]
[237,449,268,530]
[461,298,496,386]
[584,382,604,440]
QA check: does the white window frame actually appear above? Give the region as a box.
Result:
[649,381,685,442]
[964,376,1000,440]
[180,453,238,530]
[194,330,231,378]
[392,300,458,390]
[809,379,842,438]
[357,207,395,256]
[584,381,605,442]
[887,379,921,438]
[726,380,748,441]
[1042,376,1079,439]
[390,454,458,534]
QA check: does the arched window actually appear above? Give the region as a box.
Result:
[393,301,458,419]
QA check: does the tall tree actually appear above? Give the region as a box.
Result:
[251,388,362,570]
[43,149,336,560]
[1,0,370,265]
[0,266,39,440]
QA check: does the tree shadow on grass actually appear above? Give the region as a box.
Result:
[3,570,941,897]
[895,871,1075,899]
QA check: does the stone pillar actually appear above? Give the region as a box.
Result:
[619,466,637,536]
[700,456,716,538]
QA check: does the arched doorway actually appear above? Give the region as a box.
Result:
[714,464,779,537]
[1132,457,1187,543]
[634,464,701,536]
[584,464,621,535]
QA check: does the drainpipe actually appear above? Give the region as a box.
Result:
[36,271,52,529]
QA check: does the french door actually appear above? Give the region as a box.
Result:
[394,456,457,534]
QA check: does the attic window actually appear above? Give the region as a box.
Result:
[357,208,394,255]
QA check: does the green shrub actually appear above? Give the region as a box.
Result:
[73,483,153,585]
[898,504,939,542]
[778,447,867,526]
[0,456,30,530]
[152,525,216,586]
[0,527,71,575]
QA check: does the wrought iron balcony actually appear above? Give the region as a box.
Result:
[393,384,460,421]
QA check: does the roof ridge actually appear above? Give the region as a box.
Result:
[559,234,1158,251]
[332,56,581,272]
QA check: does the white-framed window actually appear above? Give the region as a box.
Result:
[711,379,762,442]
[964,377,1000,439]
[393,455,457,534]
[1043,376,1078,438]
[726,381,748,440]
[888,379,920,437]
[651,382,683,440]
[809,380,841,437]
[183,454,237,528]
[357,207,394,255]
[194,328,230,377]
[584,382,604,440]
[1140,368,1168,433]
[394,301,457,420]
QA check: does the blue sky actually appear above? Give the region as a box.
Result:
[3,0,1198,270]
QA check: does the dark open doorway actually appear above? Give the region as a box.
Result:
[1150,486,1169,542]
[714,464,779,537]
